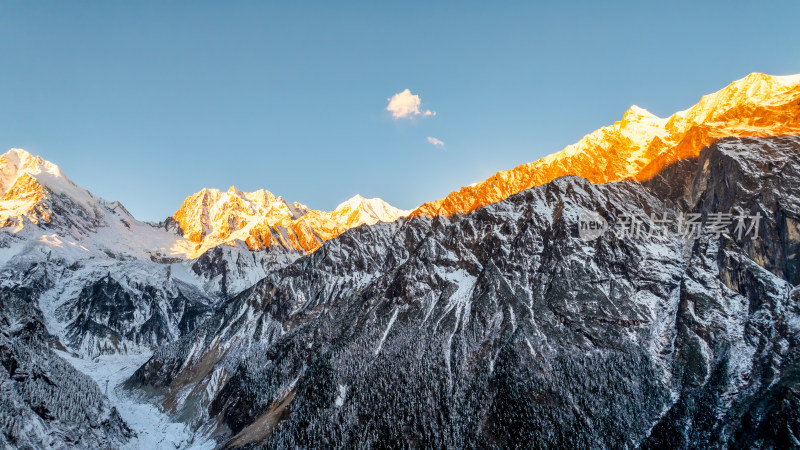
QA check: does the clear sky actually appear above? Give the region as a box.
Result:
[2,1,799,221]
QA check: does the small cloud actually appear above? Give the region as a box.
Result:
[426,136,445,149]
[386,89,436,119]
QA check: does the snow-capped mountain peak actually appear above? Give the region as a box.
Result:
[0,148,100,229]
[173,187,411,254]
[333,194,411,226]
[0,148,200,262]
[335,193,367,208]
[0,147,411,264]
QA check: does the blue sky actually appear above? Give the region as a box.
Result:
[2,1,799,221]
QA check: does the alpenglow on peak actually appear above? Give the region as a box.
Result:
[172,187,411,254]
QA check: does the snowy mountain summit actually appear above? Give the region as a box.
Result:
[0,148,194,261]
[173,187,410,255]
[1,148,96,229]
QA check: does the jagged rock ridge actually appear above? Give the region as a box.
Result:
[412,73,800,218]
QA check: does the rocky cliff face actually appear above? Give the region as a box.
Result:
[129,135,800,448]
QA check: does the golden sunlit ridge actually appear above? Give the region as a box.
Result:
[411,73,800,218]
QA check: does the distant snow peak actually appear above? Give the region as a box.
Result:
[621,105,665,125]
[626,104,656,116]
[173,187,412,255]
[0,148,198,261]
[336,194,409,218]
[332,195,411,227]
[0,147,94,229]
[1,148,59,195]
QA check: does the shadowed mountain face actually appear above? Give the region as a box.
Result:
[128,135,800,448]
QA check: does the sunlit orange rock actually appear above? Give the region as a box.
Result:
[411,73,800,218]
[173,190,410,255]
[0,150,62,228]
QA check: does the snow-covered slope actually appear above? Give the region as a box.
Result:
[0,289,133,448]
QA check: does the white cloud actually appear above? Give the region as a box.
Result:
[386,89,436,119]
[426,136,445,149]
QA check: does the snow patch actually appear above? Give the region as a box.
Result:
[334,384,348,407]
[374,307,399,355]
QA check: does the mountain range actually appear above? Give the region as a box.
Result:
[1,72,799,448]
